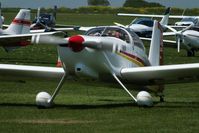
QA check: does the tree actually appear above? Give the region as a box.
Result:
[123,0,163,8]
[88,0,110,6]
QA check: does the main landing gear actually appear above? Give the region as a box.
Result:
[36,73,67,108]
[112,73,153,107]
[187,49,195,57]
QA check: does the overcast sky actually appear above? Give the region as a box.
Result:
[0,0,198,9]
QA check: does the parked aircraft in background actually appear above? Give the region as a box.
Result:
[164,24,199,56]
[30,6,57,30]
[30,6,74,31]
[115,7,170,37]
[0,9,31,51]
[1,21,199,108]
[117,9,199,27]
[0,9,69,52]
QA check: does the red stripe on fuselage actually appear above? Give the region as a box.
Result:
[12,19,31,26]
[120,50,147,66]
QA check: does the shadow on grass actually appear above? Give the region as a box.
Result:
[153,101,199,109]
[0,102,138,109]
[0,101,199,109]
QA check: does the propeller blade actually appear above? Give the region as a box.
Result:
[165,25,177,33]
[181,23,194,33]
[31,35,68,45]
[36,7,40,23]
[113,22,125,28]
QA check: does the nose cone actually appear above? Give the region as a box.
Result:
[68,35,85,52]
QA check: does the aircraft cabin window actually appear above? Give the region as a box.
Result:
[86,27,130,43]
[126,28,145,51]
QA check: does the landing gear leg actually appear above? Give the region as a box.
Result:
[36,73,67,108]
[48,73,67,105]
[112,73,137,103]
[187,49,195,57]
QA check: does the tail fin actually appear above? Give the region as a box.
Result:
[148,20,163,66]
[5,9,30,34]
[53,5,57,20]
[160,7,170,26]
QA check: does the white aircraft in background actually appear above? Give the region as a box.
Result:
[0,9,71,52]
[0,9,31,51]
[164,24,199,56]
[115,7,170,37]
[1,21,199,108]
[117,9,199,27]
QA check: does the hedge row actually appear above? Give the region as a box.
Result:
[1,6,199,16]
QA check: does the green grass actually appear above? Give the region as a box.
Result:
[0,12,199,133]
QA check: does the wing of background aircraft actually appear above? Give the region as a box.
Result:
[117,13,198,19]
[30,27,74,33]
[0,31,67,52]
[140,37,176,43]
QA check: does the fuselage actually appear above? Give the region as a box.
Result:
[58,27,151,81]
[182,30,199,51]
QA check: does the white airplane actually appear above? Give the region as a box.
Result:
[0,9,31,51]
[117,9,199,27]
[0,9,70,52]
[1,21,199,108]
[115,7,170,38]
[164,24,199,56]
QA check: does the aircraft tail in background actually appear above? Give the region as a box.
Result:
[4,9,30,34]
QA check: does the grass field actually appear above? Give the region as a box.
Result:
[0,12,199,133]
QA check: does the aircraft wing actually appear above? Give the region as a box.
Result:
[0,34,31,44]
[0,32,62,42]
[30,28,74,33]
[55,24,76,27]
[163,32,176,36]
[117,13,197,19]
[0,64,64,80]
[140,37,176,43]
[121,63,199,85]
[74,26,96,31]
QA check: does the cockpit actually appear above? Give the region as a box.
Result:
[132,18,154,27]
[181,17,198,24]
[39,14,51,20]
[84,27,145,51]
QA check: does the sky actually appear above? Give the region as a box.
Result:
[0,0,199,9]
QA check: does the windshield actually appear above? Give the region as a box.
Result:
[85,27,130,43]
[132,18,154,27]
[39,14,51,20]
[181,18,198,24]
[126,28,145,51]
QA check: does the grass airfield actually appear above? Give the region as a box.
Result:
[0,12,199,132]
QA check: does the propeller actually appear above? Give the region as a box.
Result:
[31,35,68,45]
[165,24,194,53]
[31,35,116,52]
[31,7,49,29]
